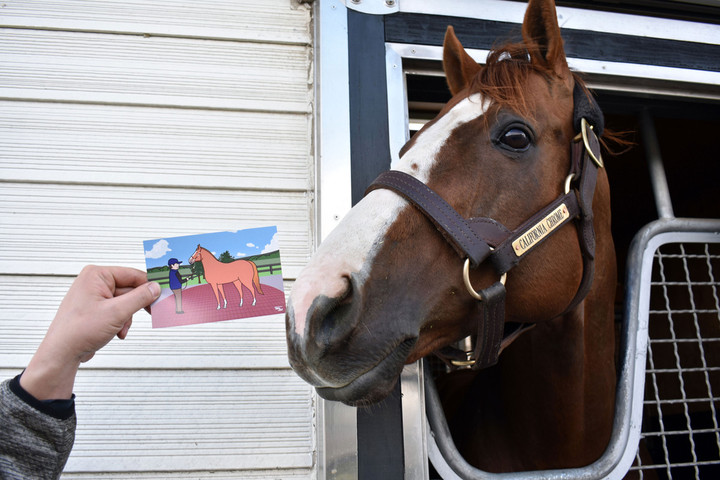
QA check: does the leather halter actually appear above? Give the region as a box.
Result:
[365,84,605,370]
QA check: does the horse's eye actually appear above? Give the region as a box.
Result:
[500,128,531,150]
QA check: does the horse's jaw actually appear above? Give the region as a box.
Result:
[313,336,417,407]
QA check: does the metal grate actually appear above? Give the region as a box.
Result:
[630,242,720,479]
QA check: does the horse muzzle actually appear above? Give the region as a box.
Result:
[285,272,419,406]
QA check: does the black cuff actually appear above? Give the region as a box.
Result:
[10,374,76,421]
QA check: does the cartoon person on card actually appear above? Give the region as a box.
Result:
[168,258,189,314]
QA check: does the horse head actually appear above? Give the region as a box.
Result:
[286,0,614,408]
[188,245,203,264]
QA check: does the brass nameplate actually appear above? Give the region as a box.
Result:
[512,203,570,257]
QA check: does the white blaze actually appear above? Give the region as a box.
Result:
[291,94,488,336]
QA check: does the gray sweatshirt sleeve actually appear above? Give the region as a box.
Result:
[0,376,76,480]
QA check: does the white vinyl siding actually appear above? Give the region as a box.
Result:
[0,29,311,112]
[0,183,310,276]
[0,0,315,478]
[0,102,311,190]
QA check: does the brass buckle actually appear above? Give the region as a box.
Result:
[574,118,604,169]
[463,257,507,302]
[450,337,477,367]
[450,356,476,368]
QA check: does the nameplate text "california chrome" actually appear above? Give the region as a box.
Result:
[512,203,570,257]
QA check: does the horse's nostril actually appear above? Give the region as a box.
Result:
[307,275,357,352]
[316,301,353,349]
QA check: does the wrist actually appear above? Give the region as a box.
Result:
[20,343,81,400]
[10,374,76,420]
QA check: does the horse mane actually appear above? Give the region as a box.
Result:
[194,245,214,258]
[467,40,630,151]
[468,41,546,121]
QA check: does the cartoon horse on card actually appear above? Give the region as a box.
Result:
[188,245,264,310]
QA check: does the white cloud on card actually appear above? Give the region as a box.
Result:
[145,239,171,259]
[262,232,279,254]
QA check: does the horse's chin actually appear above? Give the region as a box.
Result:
[315,337,416,407]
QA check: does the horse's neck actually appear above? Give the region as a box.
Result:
[507,296,614,440]
[506,173,616,467]
[454,293,615,471]
[456,173,617,471]
[200,249,220,265]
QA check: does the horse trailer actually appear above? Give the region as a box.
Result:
[309,1,720,479]
[1,0,719,479]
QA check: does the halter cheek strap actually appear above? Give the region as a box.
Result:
[365,112,603,370]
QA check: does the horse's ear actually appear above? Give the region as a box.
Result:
[443,26,481,96]
[522,0,569,77]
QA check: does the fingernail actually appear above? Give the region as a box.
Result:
[149,282,161,298]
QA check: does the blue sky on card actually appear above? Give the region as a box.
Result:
[143,226,279,269]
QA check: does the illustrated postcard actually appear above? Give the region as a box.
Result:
[143,226,285,328]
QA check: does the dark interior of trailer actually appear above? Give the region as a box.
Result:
[405,65,720,479]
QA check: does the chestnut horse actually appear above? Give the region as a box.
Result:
[188,245,264,310]
[286,0,616,472]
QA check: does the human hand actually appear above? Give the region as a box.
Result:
[20,265,161,400]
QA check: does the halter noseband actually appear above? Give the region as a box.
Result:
[365,84,605,370]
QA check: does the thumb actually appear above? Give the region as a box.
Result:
[110,282,161,319]
[117,319,132,340]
